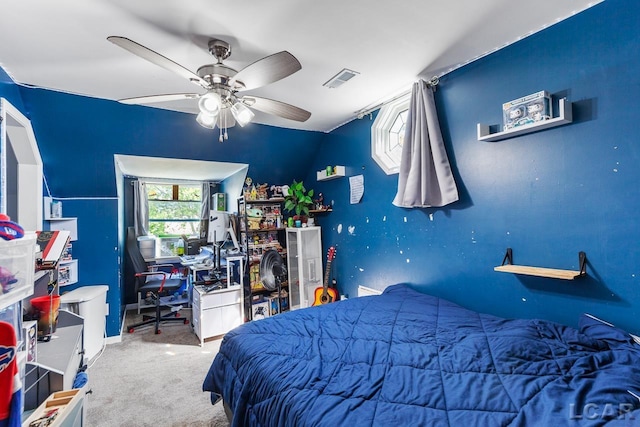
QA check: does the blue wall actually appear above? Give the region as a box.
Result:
[0,68,26,112]
[309,0,640,334]
[7,88,324,337]
[3,0,640,336]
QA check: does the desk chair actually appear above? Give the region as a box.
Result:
[126,227,188,334]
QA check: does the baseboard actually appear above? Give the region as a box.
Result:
[357,285,383,297]
[105,334,121,345]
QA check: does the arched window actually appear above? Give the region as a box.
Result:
[371,93,410,174]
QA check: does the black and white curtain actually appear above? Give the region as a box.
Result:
[200,182,211,240]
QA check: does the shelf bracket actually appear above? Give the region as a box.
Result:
[501,248,513,266]
[578,251,587,276]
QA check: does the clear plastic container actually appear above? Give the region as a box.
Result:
[0,233,36,309]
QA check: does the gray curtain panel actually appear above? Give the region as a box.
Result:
[133,180,149,236]
[200,182,211,240]
[393,79,459,208]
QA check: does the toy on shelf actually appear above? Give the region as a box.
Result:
[246,208,263,230]
[503,90,551,131]
[313,193,331,211]
[256,184,269,200]
[270,185,288,199]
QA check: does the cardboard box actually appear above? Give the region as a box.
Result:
[503,91,552,130]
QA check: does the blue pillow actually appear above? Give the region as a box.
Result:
[579,313,634,346]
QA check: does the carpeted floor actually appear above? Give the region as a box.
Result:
[85,308,230,427]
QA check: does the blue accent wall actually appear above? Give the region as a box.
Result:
[0,68,26,112]
[3,0,640,337]
[309,0,640,334]
[7,88,324,337]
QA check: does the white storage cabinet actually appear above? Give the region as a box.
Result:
[285,227,323,310]
[192,285,243,346]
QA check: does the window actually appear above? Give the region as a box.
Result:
[371,93,410,174]
[147,183,202,237]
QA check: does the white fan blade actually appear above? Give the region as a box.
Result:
[243,96,311,122]
[107,36,209,88]
[231,51,301,91]
[118,93,200,105]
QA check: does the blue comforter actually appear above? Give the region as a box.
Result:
[203,284,640,426]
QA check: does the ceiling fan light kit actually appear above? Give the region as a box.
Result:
[230,102,255,127]
[198,92,222,115]
[108,36,311,140]
[196,111,216,129]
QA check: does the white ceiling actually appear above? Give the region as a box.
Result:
[114,154,248,182]
[0,0,602,133]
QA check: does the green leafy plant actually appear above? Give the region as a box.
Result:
[284,180,314,217]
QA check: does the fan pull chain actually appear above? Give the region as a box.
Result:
[219,123,223,143]
[224,111,229,140]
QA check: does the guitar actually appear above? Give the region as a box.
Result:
[312,247,338,306]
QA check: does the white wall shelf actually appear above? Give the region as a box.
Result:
[58,258,78,286]
[43,196,62,220]
[43,201,79,288]
[317,166,345,181]
[48,217,78,241]
[477,98,573,142]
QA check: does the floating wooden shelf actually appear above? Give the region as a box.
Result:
[317,166,345,181]
[494,248,586,280]
[477,98,573,142]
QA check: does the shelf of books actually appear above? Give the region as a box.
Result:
[39,211,79,288]
[58,242,78,286]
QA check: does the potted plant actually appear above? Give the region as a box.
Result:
[284,180,314,222]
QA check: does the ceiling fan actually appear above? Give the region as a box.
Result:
[107,36,311,140]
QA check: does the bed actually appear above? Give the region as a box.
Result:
[203,284,640,426]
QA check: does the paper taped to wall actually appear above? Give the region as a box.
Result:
[350,175,364,204]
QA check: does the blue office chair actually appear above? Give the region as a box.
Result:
[126,227,188,334]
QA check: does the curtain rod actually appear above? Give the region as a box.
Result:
[355,75,440,119]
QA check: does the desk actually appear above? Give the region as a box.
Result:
[143,255,181,264]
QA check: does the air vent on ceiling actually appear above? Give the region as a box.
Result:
[323,68,359,89]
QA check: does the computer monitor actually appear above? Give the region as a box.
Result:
[207,212,229,243]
